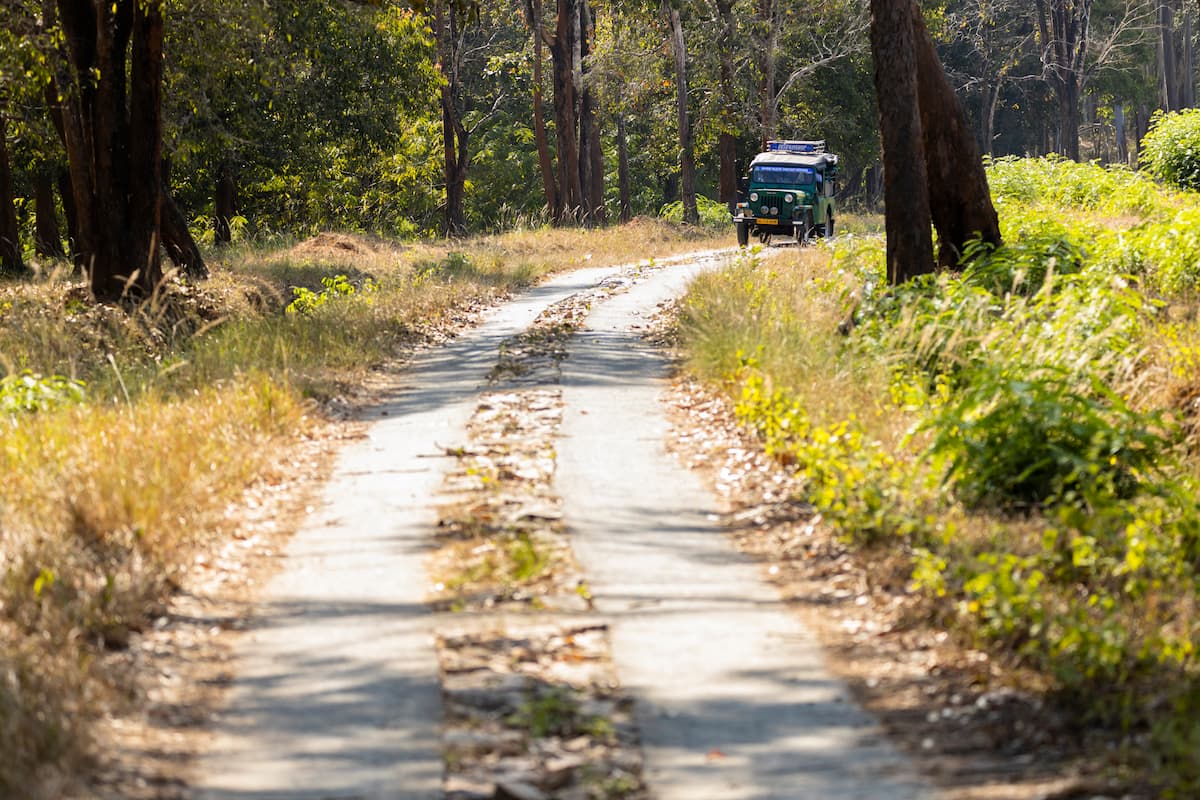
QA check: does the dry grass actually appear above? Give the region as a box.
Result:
[0,219,724,797]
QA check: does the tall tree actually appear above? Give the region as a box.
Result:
[579,0,605,222]
[913,9,1002,268]
[552,0,586,219]
[871,0,1001,282]
[526,0,561,218]
[713,0,740,207]
[945,0,1039,156]
[32,165,65,258]
[435,0,470,236]
[665,0,698,224]
[1035,0,1156,160]
[870,0,933,283]
[53,0,166,300]
[0,111,24,276]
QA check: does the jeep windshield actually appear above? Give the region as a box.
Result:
[751,165,815,186]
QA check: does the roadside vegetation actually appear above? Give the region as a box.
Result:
[0,219,724,797]
[677,156,1200,795]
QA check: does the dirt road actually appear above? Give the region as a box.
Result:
[192,250,930,799]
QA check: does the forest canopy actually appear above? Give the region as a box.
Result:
[0,0,1193,281]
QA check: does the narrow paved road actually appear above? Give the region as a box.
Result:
[193,251,930,799]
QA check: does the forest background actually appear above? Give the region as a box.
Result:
[6,0,1200,796]
[0,0,1191,257]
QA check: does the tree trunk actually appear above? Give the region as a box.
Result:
[1162,2,1179,110]
[57,0,166,301]
[1185,10,1195,108]
[617,113,632,223]
[160,183,207,279]
[1059,78,1081,161]
[716,0,738,206]
[1114,102,1128,164]
[0,113,24,277]
[215,159,236,246]
[913,10,1001,269]
[578,0,603,223]
[529,0,560,219]
[550,0,583,221]
[1134,104,1150,165]
[870,0,934,284]
[756,0,778,146]
[33,167,66,259]
[440,82,469,236]
[56,168,79,263]
[436,0,469,237]
[666,3,698,225]
[982,80,1001,157]
[1035,0,1088,161]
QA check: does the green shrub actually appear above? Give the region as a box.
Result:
[961,221,1087,296]
[285,274,379,314]
[923,364,1173,508]
[0,372,87,414]
[1141,109,1200,192]
[988,155,1167,218]
[659,194,730,228]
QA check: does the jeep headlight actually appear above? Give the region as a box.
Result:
[749,192,759,202]
[784,193,794,203]
[770,206,778,215]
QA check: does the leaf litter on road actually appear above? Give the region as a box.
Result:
[430,258,680,799]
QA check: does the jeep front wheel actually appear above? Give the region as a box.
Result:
[736,221,750,246]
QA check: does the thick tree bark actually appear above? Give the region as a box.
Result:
[33,167,66,259]
[870,0,933,284]
[550,0,583,221]
[56,0,166,301]
[160,183,208,279]
[913,11,1001,268]
[616,113,632,223]
[0,113,24,277]
[1058,80,1081,161]
[666,3,698,225]
[215,159,236,246]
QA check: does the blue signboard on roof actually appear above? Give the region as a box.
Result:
[766,140,826,154]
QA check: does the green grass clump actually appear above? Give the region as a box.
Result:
[676,170,1200,793]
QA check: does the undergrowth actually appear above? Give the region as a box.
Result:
[0,219,726,797]
[678,158,1200,796]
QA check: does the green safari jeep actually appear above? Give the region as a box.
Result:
[733,140,839,246]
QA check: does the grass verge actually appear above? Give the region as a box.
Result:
[675,169,1200,795]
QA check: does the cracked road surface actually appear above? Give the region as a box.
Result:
[192,251,931,800]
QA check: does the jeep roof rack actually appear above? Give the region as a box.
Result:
[766,139,826,154]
